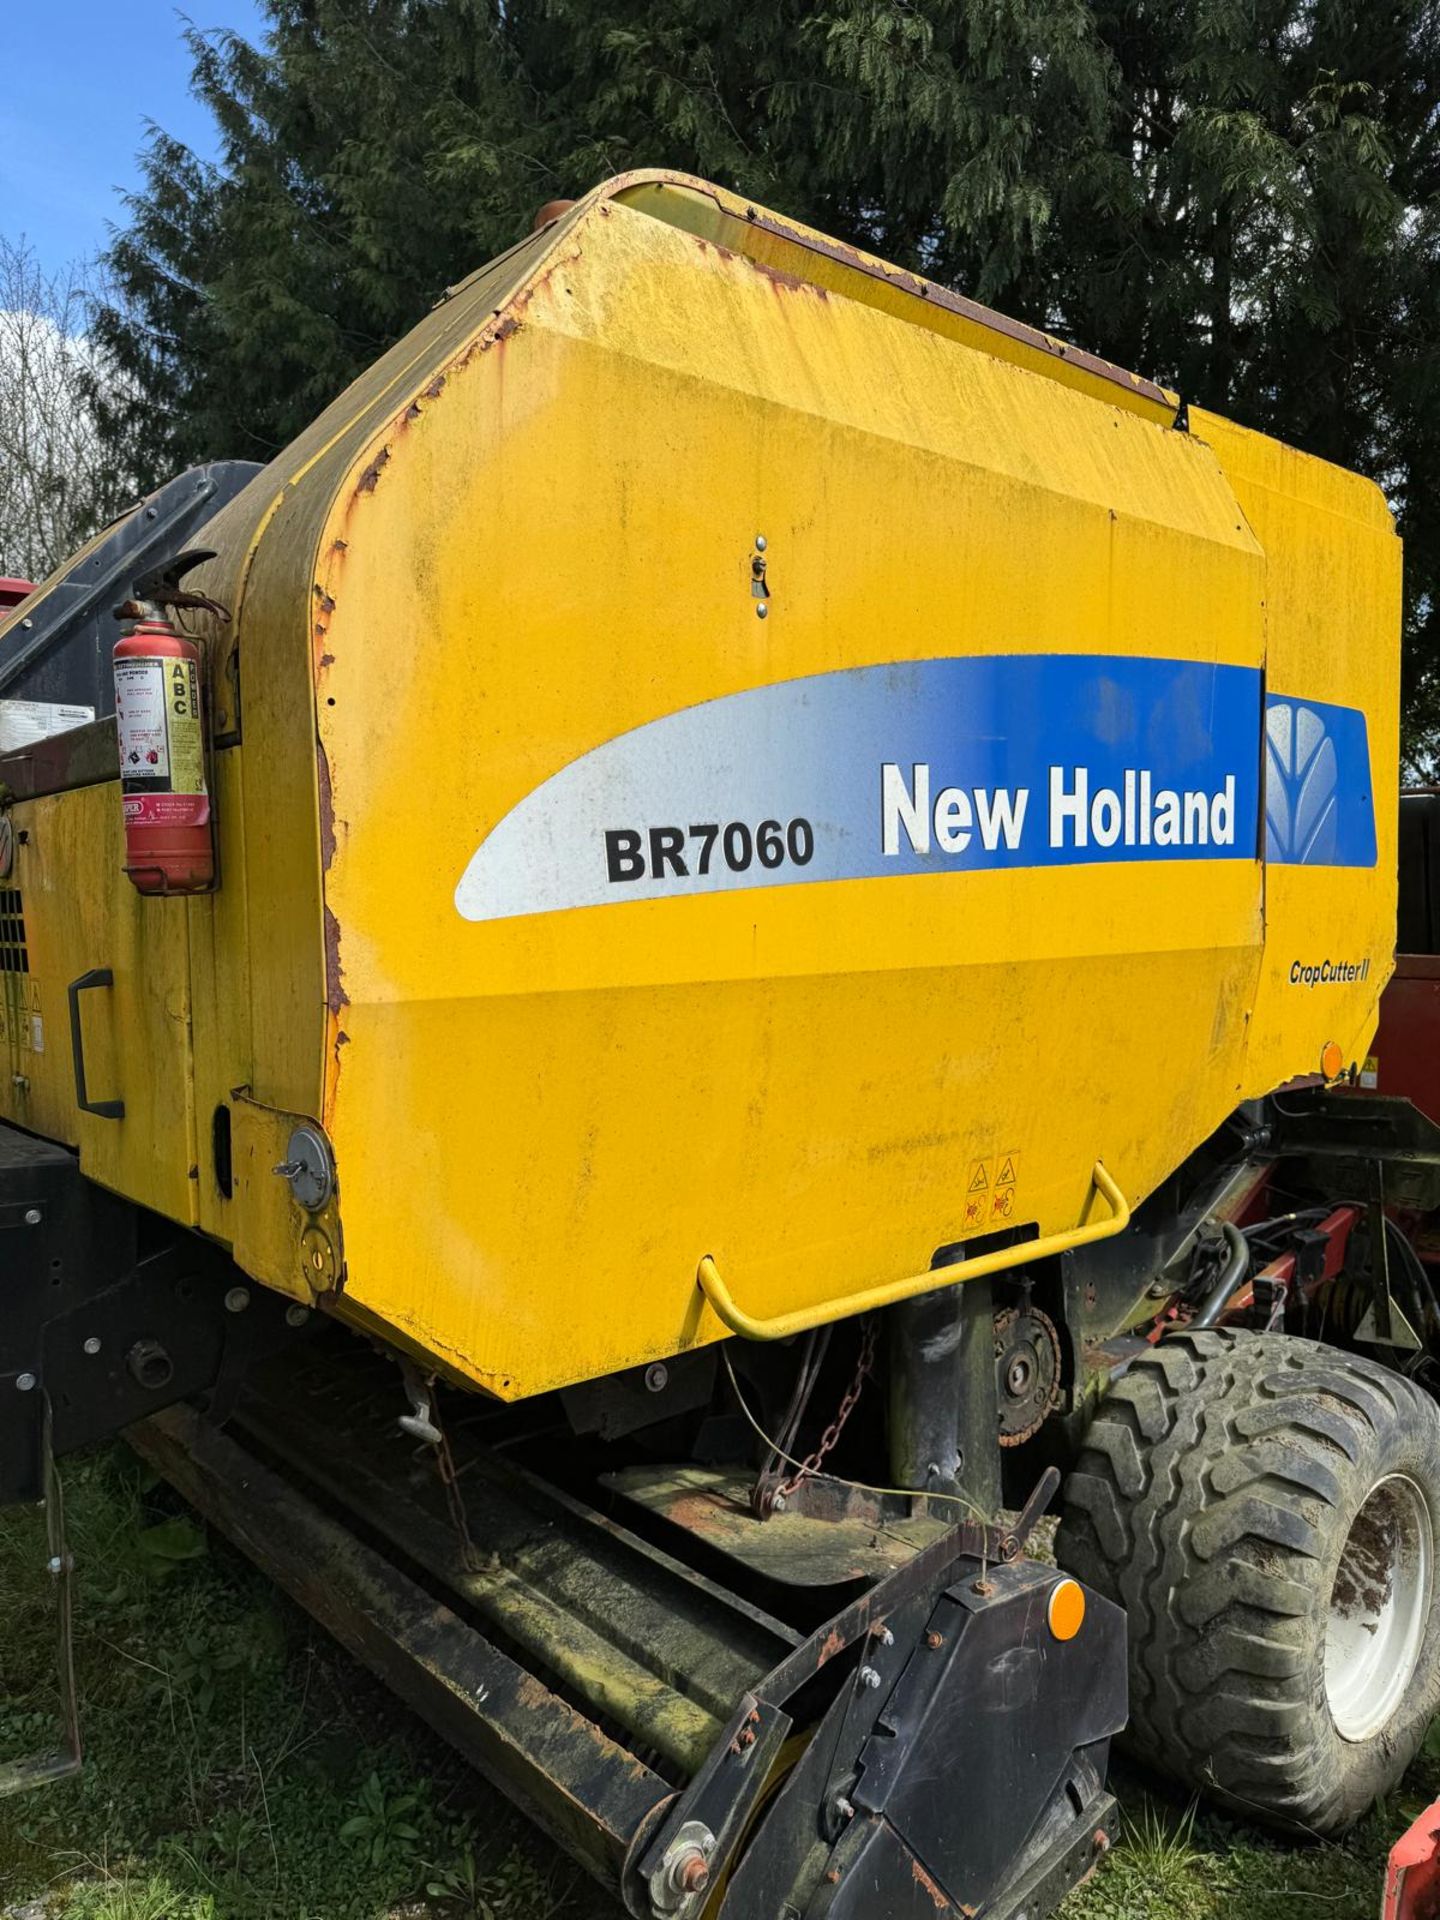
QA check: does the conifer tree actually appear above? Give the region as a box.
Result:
[94,1,1440,755]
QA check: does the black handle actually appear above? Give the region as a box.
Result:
[67,970,125,1120]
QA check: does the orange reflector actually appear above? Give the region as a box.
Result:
[1047,1578,1086,1642]
[1321,1040,1345,1081]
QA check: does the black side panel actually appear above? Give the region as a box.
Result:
[0,1122,306,1504]
[0,462,260,720]
[718,1559,1125,1918]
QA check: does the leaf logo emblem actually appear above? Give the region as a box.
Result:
[1265,700,1338,864]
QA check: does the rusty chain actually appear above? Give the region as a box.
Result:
[773,1316,878,1503]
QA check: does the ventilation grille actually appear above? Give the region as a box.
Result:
[0,888,28,974]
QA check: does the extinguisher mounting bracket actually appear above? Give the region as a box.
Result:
[116,550,230,626]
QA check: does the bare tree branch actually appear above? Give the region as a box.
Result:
[0,239,138,580]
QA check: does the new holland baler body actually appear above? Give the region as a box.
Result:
[0,171,1403,1917]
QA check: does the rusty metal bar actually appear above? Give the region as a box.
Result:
[131,1404,667,1894]
[232,1354,791,1776]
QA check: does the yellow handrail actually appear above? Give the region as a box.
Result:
[697,1161,1131,1342]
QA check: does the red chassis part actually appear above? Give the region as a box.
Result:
[1225,1206,1360,1319]
[1368,957,1440,1136]
[1148,1203,1360,1341]
[1386,1799,1440,1920]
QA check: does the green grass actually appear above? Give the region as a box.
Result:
[0,1448,609,1920]
[1,1447,1436,1918]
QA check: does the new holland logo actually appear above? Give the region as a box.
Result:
[1265,699,1339,865]
[452,658,1378,922]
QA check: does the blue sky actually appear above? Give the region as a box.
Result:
[2,0,268,278]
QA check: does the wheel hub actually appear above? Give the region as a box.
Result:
[1325,1472,1433,1743]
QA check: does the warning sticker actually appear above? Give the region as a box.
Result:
[996,1154,1019,1187]
[1360,1055,1379,1091]
[0,698,94,753]
[990,1187,1016,1221]
[967,1159,991,1194]
[0,979,43,1053]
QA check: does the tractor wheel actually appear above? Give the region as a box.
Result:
[1056,1327,1440,1836]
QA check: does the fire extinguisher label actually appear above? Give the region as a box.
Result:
[165,658,205,796]
[116,656,208,823]
[115,659,170,782]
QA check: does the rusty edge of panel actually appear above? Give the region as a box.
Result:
[604,169,1174,415]
[130,1404,667,1895]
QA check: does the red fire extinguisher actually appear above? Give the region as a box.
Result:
[112,549,226,895]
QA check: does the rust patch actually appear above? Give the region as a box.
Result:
[324,905,348,1017]
[423,374,445,400]
[911,1857,952,1912]
[316,745,338,873]
[313,587,336,616]
[815,1628,845,1668]
[753,257,825,299]
[318,651,335,670]
[355,447,390,494]
[404,401,422,422]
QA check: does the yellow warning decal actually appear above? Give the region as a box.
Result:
[996,1154,1019,1187]
[968,1159,990,1193]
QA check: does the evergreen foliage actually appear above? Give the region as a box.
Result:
[95,2,1440,754]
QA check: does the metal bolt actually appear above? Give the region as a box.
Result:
[834,1797,855,1823]
[83,1337,101,1356]
[771,1492,786,1512]
[23,1208,40,1226]
[972,1577,994,1597]
[12,1075,29,1092]
[285,1304,311,1328]
[878,1626,894,1647]
[674,1853,710,1895]
[224,1286,250,1314]
[15,1373,36,1392]
[756,602,768,619]
[47,1555,63,1574]
[644,1362,669,1393]
[859,1666,882,1690]
[755,534,767,551]
[1092,1829,1110,1856]
[925,1630,945,1650]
